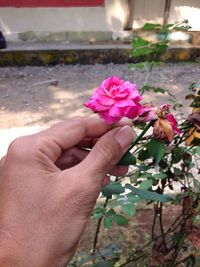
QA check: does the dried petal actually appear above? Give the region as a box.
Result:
[185,127,200,146]
[153,118,174,143]
[188,112,200,130]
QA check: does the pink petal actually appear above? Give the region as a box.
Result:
[99,111,120,124]
[96,94,115,106]
[167,114,182,134]
[126,104,144,119]
[108,105,123,118]
[115,99,134,108]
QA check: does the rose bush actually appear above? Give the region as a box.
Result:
[73,21,200,267]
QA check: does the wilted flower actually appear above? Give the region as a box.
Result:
[185,112,200,146]
[84,76,144,124]
[153,104,181,143]
[185,89,200,146]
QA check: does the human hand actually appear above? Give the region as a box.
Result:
[0,116,135,267]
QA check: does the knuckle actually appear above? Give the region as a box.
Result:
[32,135,48,150]
[69,116,86,127]
[8,136,29,156]
[6,136,34,162]
[7,134,47,159]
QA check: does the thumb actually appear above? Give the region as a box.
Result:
[79,125,135,180]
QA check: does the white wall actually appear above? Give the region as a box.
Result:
[0,0,126,41]
[131,0,165,29]
[168,0,200,31]
[131,0,200,31]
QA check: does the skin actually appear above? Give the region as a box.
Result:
[0,116,135,267]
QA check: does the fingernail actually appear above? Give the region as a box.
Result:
[114,126,135,150]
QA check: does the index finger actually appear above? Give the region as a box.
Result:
[36,116,112,161]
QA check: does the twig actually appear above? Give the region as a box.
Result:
[152,204,158,240]
[175,254,195,266]
[91,197,109,253]
[159,202,168,252]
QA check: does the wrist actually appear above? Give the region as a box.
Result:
[0,229,73,267]
[0,229,24,267]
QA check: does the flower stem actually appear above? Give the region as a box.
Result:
[130,120,155,150]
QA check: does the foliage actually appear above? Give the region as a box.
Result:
[74,21,200,267]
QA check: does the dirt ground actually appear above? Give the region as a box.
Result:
[0,63,200,129]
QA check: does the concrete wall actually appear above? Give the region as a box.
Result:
[0,0,127,42]
[131,0,200,31]
[168,0,200,31]
[131,0,165,29]
[1,0,200,43]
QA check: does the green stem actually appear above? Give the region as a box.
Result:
[130,120,155,150]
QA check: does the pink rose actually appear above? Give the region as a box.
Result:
[84,76,144,124]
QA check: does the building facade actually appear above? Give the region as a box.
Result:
[0,0,200,42]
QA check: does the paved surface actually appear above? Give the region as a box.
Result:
[1,42,131,51]
[0,126,44,158]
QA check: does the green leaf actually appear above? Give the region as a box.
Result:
[139,179,153,190]
[153,173,167,180]
[171,147,184,164]
[106,208,116,216]
[153,43,168,54]
[103,217,113,229]
[126,192,140,203]
[139,164,151,171]
[147,139,166,163]
[174,25,191,31]
[195,146,200,156]
[173,167,183,177]
[131,47,153,57]
[102,183,125,198]
[142,85,166,94]
[195,255,200,265]
[173,194,184,204]
[131,37,153,57]
[132,37,149,48]
[92,206,105,219]
[121,204,136,217]
[189,82,200,90]
[93,261,112,267]
[172,232,182,244]
[126,184,172,202]
[142,23,162,30]
[129,170,140,183]
[113,214,128,226]
[118,151,136,165]
[138,148,150,161]
[139,172,153,178]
